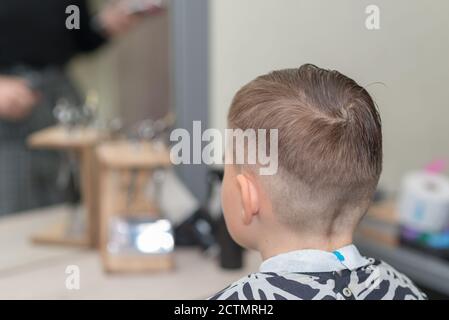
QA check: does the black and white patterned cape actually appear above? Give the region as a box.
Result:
[209,245,427,300]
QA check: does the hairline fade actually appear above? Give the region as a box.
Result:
[227,64,382,234]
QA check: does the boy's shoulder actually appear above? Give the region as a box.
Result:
[209,259,427,300]
[208,272,330,300]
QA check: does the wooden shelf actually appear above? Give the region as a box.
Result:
[96,140,171,169]
[27,125,101,248]
[103,254,174,273]
[27,125,101,149]
[31,220,90,248]
[97,140,173,273]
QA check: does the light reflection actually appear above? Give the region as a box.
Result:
[108,217,174,255]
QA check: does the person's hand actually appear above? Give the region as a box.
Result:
[98,0,164,37]
[0,76,39,122]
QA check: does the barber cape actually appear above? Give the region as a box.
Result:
[209,245,427,300]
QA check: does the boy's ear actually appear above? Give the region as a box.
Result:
[236,173,260,225]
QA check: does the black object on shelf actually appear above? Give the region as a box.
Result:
[216,214,243,269]
[207,168,244,270]
[173,167,244,270]
[174,207,216,250]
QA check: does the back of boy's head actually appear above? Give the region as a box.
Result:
[228,64,382,237]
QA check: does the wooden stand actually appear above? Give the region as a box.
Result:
[96,140,174,273]
[27,126,102,248]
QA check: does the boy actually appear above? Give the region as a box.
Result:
[210,64,426,300]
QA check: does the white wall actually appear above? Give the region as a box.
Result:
[209,0,449,191]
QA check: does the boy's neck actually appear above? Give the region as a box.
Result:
[257,231,354,261]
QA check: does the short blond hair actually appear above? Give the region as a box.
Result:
[228,64,382,235]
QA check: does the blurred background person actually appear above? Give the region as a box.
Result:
[0,0,161,215]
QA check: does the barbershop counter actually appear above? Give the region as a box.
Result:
[0,206,260,299]
[1,206,449,299]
